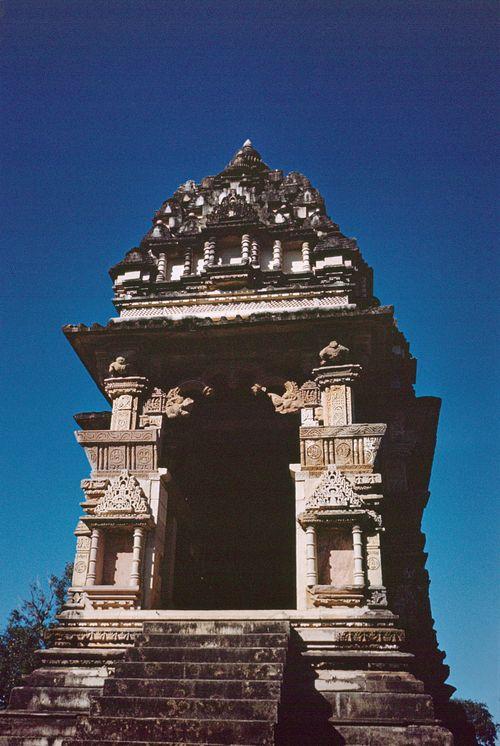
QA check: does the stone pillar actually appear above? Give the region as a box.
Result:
[313,363,362,427]
[305,525,318,586]
[208,237,216,266]
[272,239,282,270]
[352,524,365,587]
[130,527,145,587]
[302,241,311,271]
[251,238,259,265]
[241,234,251,264]
[203,240,211,268]
[86,528,101,586]
[183,247,192,276]
[104,376,148,432]
[157,252,167,281]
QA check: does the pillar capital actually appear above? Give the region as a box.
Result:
[312,363,363,389]
[104,376,149,400]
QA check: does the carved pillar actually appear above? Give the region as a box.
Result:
[130,527,145,586]
[302,241,311,271]
[86,528,101,586]
[104,375,148,431]
[183,247,192,276]
[314,363,362,427]
[208,236,216,266]
[241,234,251,264]
[157,252,167,281]
[251,238,259,266]
[272,239,282,270]
[352,524,365,587]
[305,525,318,586]
[203,240,211,268]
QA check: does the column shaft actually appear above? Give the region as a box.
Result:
[305,525,318,586]
[241,234,251,264]
[251,239,259,265]
[272,240,282,270]
[130,527,144,587]
[86,528,101,586]
[208,237,216,266]
[302,241,311,271]
[352,524,365,587]
[183,247,192,275]
[157,252,167,281]
[203,240,211,268]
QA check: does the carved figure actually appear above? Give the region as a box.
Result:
[164,387,194,418]
[319,340,349,366]
[252,381,302,414]
[108,356,129,376]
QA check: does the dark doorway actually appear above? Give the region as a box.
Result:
[168,386,298,609]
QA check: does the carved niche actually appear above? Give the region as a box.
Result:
[206,192,258,226]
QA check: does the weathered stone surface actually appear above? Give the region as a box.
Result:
[64,620,288,744]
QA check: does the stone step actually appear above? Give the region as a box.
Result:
[75,715,275,743]
[9,686,99,712]
[136,632,289,648]
[0,711,76,738]
[93,695,278,720]
[325,691,436,721]
[127,645,287,663]
[23,667,108,688]
[65,742,258,746]
[103,677,282,700]
[114,660,284,680]
[0,736,66,746]
[35,647,125,667]
[314,723,454,745]
[143,620,289,635]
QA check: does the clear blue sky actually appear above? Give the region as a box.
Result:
[1,0,498,720]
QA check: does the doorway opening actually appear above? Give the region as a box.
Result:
[166,385,298,610]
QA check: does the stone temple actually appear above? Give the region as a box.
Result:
[1,141,455,744]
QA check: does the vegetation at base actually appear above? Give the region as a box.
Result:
[449,698,499,746]
[0,563,72,708]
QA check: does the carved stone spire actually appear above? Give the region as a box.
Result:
[220,139,270,176]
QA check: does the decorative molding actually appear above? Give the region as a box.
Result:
[300,424,386,438]
[76,430,158,443]
[307,465,363,509]
[94,471,150,516]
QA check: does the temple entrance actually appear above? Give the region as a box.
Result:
[166,386,298,609]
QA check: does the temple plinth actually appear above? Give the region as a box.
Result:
[0,141,454,744]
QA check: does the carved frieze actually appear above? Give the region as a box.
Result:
[299,380,321,406]
[299,423,386,469]
[76,429,159,472]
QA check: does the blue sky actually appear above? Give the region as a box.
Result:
[1,0,498,719]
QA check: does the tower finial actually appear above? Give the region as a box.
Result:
[243,138,252,147]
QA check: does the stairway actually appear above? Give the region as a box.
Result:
[65,620,290,745]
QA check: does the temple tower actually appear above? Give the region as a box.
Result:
[0,141,454,744]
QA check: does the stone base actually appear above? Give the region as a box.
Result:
[0,610,454,745]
